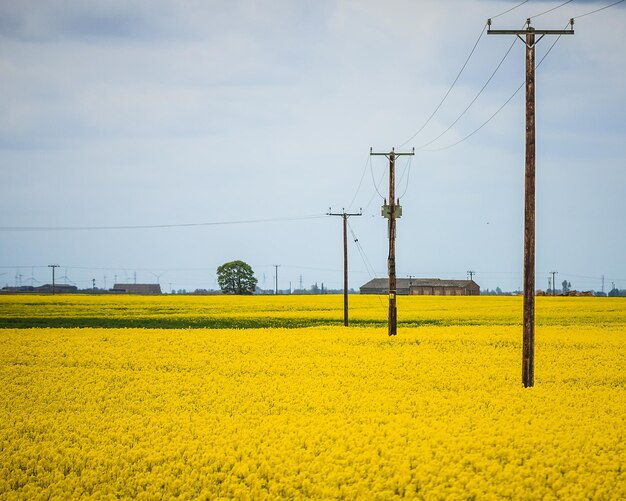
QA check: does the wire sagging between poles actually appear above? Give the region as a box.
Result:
[425,22,568,152]
[396,23,487,148]
[416,36,518,150]
[574,0,625,19]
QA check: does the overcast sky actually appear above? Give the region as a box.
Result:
[1,0,624,293]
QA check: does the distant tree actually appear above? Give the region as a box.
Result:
[561,280,571,294]
[495,286,503,295]
[217,260,258,295]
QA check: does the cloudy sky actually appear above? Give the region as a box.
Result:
[1,0,624,293]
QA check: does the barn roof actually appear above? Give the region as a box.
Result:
[360,278,477,290]
[112,283,162,294]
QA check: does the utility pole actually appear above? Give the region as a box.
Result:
[328,208,363,326]
[601,275,605,295]
[370,147,415,336]
[467,270,476,281]
[48,264,59,295]
[92,278,96,290]
[273,265,280,295]
[488,18,574,387]
[550,271,558,296]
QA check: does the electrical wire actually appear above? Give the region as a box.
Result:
[396,23,487,148]
[347,221,386,310]
[529,0,574,20]
[369,155,386,200]
[416,36,518,150]
[489,0,530,20]
[0,214,328,232]
[348,223,377,279]
[363,165,387,211]
[574,0,624,19]
[396,155,412,191]
[424,24,567,152]
[398,156,414,200]
[395,0,532,149]
[346,154,370,212]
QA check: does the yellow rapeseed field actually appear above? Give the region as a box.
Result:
[0,294,624,499]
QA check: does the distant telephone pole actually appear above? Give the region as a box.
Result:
[328,208,362,326]
[488,18,574,388]
[467,270,476,281]
[273,265,280,295]
[550,271,558,296]
[370,147,415,336]
[48,264,59,295]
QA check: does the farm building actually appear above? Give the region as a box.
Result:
[35,284,78,294]
[360,278,480,296]
[112,284,162,295]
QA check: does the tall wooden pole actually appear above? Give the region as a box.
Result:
[370,148,414,336]
[388,151,397,336]
[522,29,536,388]
[328,209,362,326]
[343,214,349,325]
[487,19,573,387]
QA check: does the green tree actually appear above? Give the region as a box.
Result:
[217,260,258,295]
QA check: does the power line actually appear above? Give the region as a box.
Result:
[529,0,574,20]
[490,0,530,20]
[369,155,386,200]
[347,223,377,279]
[396,1,534,149]
[0,214,327,232]
[424,23,567,152]
[396,155,412,192]
[347,221,386,311]
[574,0,625,19]
[407,0,623,154]
[397,156,414,200]
[416,36,518,150]
[396,23,487,148]
[346,154,371,212]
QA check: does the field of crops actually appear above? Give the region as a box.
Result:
[1,294,625,499]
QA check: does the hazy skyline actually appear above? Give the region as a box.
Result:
[1,0,624,293]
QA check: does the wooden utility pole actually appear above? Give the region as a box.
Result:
[48,264,59,295]
[328,208,362,326]
[488,18,574,387]
[370,147,415,336]
[550,271,558,296]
